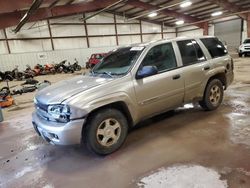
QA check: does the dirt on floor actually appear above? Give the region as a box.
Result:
[0,58,250,188]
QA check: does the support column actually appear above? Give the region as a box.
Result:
[3,29,10,53]
[114,14,119,46]
[247,13,250,38]
[139,20,143,43]
[83,13,90,48]
[203,22,209,36]
[47,20,54,51]
[161,23,164,39]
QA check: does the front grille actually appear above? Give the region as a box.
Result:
[35,99,50,120]
[35,100,48,112]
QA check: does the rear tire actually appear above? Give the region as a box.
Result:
[199,79,224,111]
[84,108,128,155]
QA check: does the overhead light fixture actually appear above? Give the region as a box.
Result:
[211,11,223,17]
[176,20,184,25]
[148,12,158,17]
[180,1,192,8]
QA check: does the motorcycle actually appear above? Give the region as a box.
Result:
[11,66,33,80]
[44,63,56,74]
[24,65,36,77]
[72,59,81,71]
[0,71,14,81]
[33,64,46,76]
[55,60,74,73]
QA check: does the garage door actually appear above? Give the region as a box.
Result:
[214,19,242,52]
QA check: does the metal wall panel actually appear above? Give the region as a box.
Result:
[0,46,116,71]
[88,25,116,35]
[89,36,117,47]
[118,35,141,45]
[116,15,139,23]
[6,21,50,38]
[0,41,8,55]
[86,12,114,23]
[163,33,176,39]
[178,29,203,37]
[142,34,162,42]
[50,25,86,37]
[53,38,87,50]
[0,30,5,39]
[142,21,161,33]
[8,39,52,53]
[117,24,140,34]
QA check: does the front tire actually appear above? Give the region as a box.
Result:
[84,108,128,155]
[239,52,243,57]
[199,79,224,111]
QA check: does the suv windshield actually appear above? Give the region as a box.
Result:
[243,39,250,44]
[92,47,144,76]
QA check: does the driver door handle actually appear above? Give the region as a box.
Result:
[172,74,181,80]
[203,66,210,71]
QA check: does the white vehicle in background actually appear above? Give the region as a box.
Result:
[238,38,250,57]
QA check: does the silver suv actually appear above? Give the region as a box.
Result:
[32,36,234,155]
[238,38,250,57]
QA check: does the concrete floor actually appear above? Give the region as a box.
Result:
[0,57,250,188]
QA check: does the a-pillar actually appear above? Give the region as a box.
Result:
[203,22,209,36]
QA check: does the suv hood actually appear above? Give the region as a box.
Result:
[35,75,113,105]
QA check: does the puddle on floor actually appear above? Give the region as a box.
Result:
[225,84,250,147]
[137,165,227,188]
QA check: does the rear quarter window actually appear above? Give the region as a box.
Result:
[200,38,228,58]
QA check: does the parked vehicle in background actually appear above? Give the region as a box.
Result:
[238,38,250,57]
[32,36,234,155]
[85,53,107,69]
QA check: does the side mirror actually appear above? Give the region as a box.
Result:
[136,66,158,79]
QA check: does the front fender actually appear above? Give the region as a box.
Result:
[75,92,138,124]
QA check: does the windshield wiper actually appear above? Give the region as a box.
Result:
[100,71,113,78]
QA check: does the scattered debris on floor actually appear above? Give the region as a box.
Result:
[138,165,228,188]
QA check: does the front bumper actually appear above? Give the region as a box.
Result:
[239,49,250,53]
[226,71,234,88]
[32,112,85,145]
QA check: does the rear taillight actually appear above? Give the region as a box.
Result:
[231,58,234,70]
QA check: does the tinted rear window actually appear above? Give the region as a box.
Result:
[177,40,206,66]
[201,38,228,58]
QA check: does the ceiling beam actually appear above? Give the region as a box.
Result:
[126,0,174,17]
[0,0,53,14]
[126,0,204,28]
[66,0,76,5]
[107,10,166,26]
[0,0,119,29]
[207,0,247,20]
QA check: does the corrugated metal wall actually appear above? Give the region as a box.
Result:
[0,12,176,71]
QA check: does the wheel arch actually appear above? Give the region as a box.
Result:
[207,72,227,89]
[82,101,134,135]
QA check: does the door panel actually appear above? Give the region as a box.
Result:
[134,69,184,118]
[181,62,210,102]
[133,42,185,119]
[176,39,210,102]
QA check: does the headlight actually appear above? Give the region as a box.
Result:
[47,105,70,123]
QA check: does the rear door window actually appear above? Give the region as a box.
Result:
[177,40,206,66]
[200,38,228,58]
